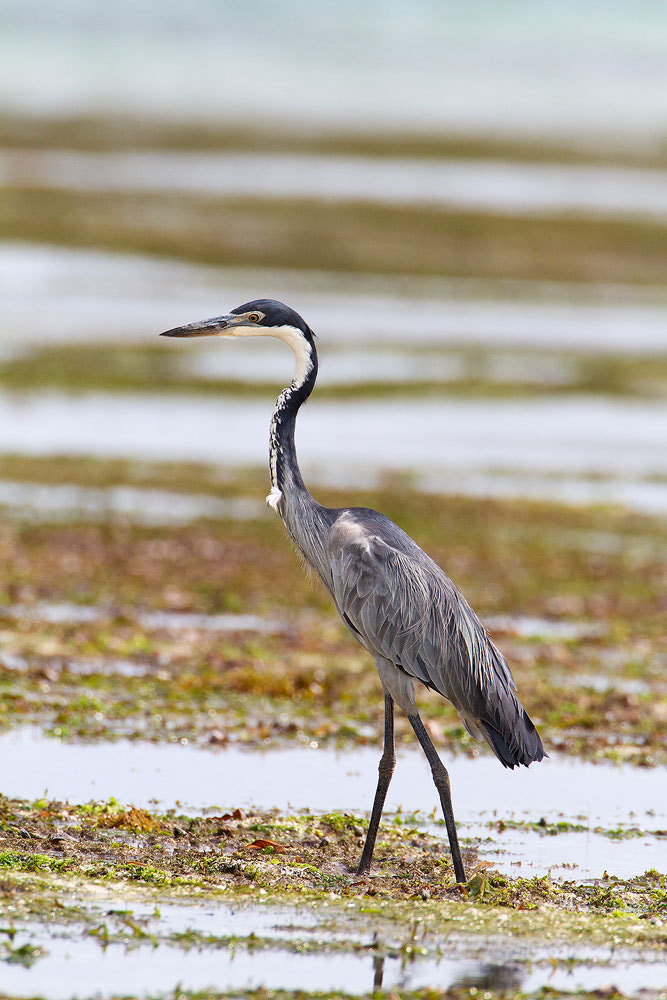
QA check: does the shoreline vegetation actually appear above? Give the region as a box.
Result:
[0,459,664,766]
[1,794,666,925]
[2,113,667,167]
[3,186,666,286]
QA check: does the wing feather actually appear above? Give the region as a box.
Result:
[327,511,544,769]
[328,515,514,718]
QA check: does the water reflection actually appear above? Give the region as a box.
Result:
[371,955,525,994]
[373,954,384,990]
[2,918,663,999]
[452,962,525,993]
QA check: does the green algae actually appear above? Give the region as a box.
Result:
[3,112,667,167]
[0,454,260,497]
[0,793,664,1000]
[0,461,664,763]
[1,796,665,928]
[0,459,665,986]
[1,463,664,624]
[0,607,664,763]
[3,186,667,285]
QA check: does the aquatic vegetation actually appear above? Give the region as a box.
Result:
[0,469,664,763]
[4,185,667,286]
[3,111,667,166]
[0,795,665,925]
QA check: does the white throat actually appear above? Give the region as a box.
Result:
[269,324,313,384]
[233,323,312,385]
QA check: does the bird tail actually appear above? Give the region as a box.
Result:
[480,703,546,769]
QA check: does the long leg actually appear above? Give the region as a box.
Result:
[356,694,396,875]
[408,713,466,883]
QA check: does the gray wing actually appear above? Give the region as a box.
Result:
[327,512,544,768]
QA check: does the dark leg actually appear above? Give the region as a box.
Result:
[408,713,467,883]
[356,695,396,875]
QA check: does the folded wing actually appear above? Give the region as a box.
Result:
[328,514,544,768]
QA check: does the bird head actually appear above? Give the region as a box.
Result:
[160,299,316,382]
[160,298,315,342]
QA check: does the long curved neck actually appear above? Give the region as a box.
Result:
[267,331,333,583]
[268,331,318,503]
[266,334,331,588]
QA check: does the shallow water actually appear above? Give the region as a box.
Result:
[0,480,265,525]
[417,469,667,517]
[5,149,667,220]
[3,470,667,521]
[3,244,667,354]
[1,0,667,143]
[0,391,665,515]
[483,615,606,641]
[1,729,664,881]
[1,923,665,999]
[551,673,660,696]
[1,392,665,479]
[2,603,601,642]
[2,601,282,634]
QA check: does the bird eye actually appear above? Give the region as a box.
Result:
[248,313,260,322]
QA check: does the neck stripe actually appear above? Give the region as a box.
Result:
[264,326,317,496]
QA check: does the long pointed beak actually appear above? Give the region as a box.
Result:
[159,314,236,338]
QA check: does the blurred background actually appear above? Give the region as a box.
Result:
[0,0,666,510]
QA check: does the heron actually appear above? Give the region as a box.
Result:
[161,299,545,883]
